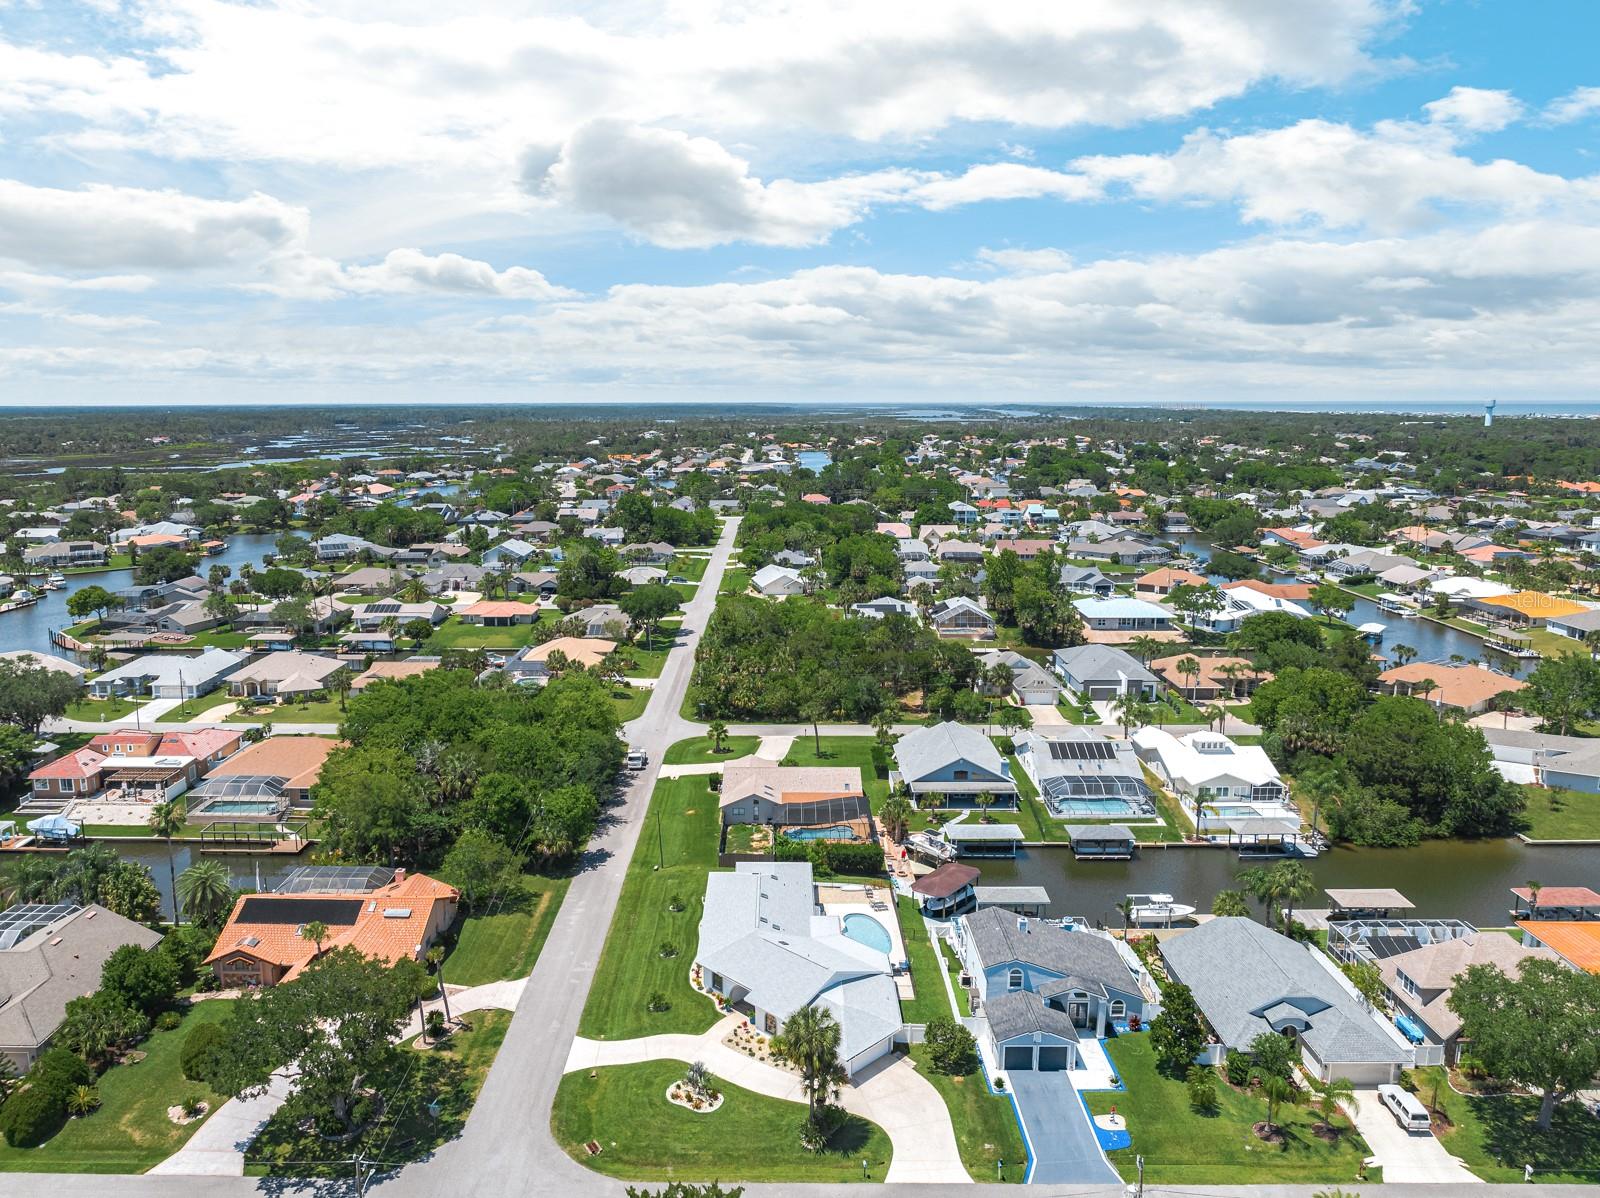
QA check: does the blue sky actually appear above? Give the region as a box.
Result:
[0,0,1598,405]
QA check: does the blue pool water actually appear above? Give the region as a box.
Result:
[841,913,892,954]
[1054,799,1136,818]
[784,825,853,840]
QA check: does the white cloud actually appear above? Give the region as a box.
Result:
[1545,86,1600,125]
[0,180,305,270]
[532,119,926,248]
[1422,86,1522,132]
[0,270,156,293]
[1073,93,1598,232]
[259,248,576,300]
[11,218,1600,402]
[0,0,1398,170]
[911,164,1099,211]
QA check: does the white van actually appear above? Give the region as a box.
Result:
[1377,1084,1432,1133]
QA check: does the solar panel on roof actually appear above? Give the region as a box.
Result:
[1047,740,1115,761]
[236,896,365,926]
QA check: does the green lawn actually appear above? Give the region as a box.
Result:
[552,1060,893,1182]
[1083,1035,1375,1186]
[611,685,651,723]
[1518,785,1600,840]
[443,871,572,986]
[424,612,554,651]
[578,776,722,1040]
[1416,1067,1600,1183]
[894,895,953,1026]
[161,690,238,722]
[719,567,752,596]
[63,553,132,574]
[780,735,892,804]
[228,696,348,724]
[907,1045,1026,1183]
[0,999,233,1173]
[663,735,762,765]
[184,630,256,650]
[672,555,710,582]
[249,1009,511,1176]
[64,695,140,721]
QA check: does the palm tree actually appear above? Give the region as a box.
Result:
[300,919,329,957]
[148,801,184,925]
[771,1006,847,1124]
[1202,703,1227,731]
[708,720,728,754]
[1391,642,1418,667]
[879,796,913,844]
[1260,1074,1301,1137]
[1273,860,1316,930]
[1175,655,1201,700]
[177,860,234,926]
[1314,1075,1356,1131]
[1116,898,1136,937]
[1112,691,1143,737]
[400,576,431,603]
[1127,634,1162,665]
[872,710,896,749]
[1236,865,1280,928]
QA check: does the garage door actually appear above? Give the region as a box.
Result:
[1088,686,1116,700]
[1038,1046,1071,1072]
[1003,1046,1034,1071]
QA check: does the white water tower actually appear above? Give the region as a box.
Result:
[1484,398,1497,428]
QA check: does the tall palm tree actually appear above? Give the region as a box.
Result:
[1175,656,1201,700]
[1116,898,1136,937]
[1274,860,1316,930]
[1391,643,1418,667]
[147,801,184,925]
[177,860,234,926]
[708,720,728,754]
[771,1006,847,1124]
[879,796,913,843]
[1127,635,1162,666]
[1236,865,1280,928]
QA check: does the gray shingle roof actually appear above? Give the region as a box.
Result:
[984,989,1080,1044]
[1160,917,1410,1065]
[894,721,1006,783]
[963,907,1136,993]
[1051,644,1156,686]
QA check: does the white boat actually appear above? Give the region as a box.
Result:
[46,573,66,588]
[0,590,39,614]
[1126,893,1197,926]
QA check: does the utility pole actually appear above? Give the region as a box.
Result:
[1135,1154,1145,1198]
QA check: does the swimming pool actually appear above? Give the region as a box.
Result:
[841,913,892,955]
[1053,798,1137,818]
[784,825,854,840]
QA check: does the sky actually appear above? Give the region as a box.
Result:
[1,0,1599,407]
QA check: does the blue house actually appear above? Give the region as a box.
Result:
[891,721,1017,809]
[952,907,1154,1072]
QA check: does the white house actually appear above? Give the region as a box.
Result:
[1131,727,1294,829]
[694,862,903,1077]
[88,648,244,701]
[751,564,807,597]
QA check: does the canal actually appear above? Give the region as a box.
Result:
[967,839,1598,929]
[0,533,281,657]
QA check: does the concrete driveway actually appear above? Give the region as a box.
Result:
[1006,1071,1120,1185]
[1346,1088,1481,1184]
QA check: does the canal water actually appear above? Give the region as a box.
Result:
[0,533,280,657]
[1167,531,1524,674]
[966,840,1598,929]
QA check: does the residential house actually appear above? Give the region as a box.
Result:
[349,660,440,693]
[227,651,347,703]
[205,867,458,987]
[351,600,448,631]
[507,570,559,598]
[504,636,617,684]
[22,541,107,569]
[952,907,1154,1072]
[572,603,630,638]
[1072,597,1174,633]
[1543,608,1600,646]
[1063,538,1171,565]
[420,563,490,595]
[1011,728,1155,817]
[850,596,919,621]
[1468,591,1591,628]
[1132,727,1294,834]
[0,904,163,1072]
[620,541,677,564]
[974,648,1062,706]
[892,721,1016,808]
[1134,567,1208,598]
[695,862,903,1077]
[1482,727,1600,793]
[1050,644,1158,701]
[88,648,244,700]
[1376,663,1527,714]
[207,735,341,808]
[312,533,387,561]
[335,567,406,595]
[750,564,807,597]
[927,596,996,639]
[1058,566,1115,597]
[480,539,539,568]
[718,765,872,841]
[458,600,540,627]
[1149,654,1265,701]
[1161,917,1412,1084]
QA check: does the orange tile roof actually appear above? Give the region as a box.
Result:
[460,600,530,617]
[1558,481,1600,493]
[1223,579,1315,600]
[1516,921,1600,973]
[210,736,342,792]
[1477,591,1590,619]
[206,870,458,981]
[1137,568,1208,589]
[1511,886,1600,908]
[1378,663,1527,709]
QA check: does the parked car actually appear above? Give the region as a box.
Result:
[1378,1084,1432,1133]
